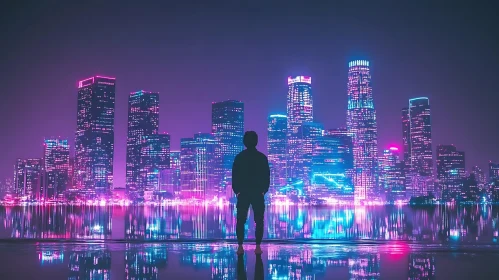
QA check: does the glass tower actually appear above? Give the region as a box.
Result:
[379,147,406,202]
[211,100,244,198]
[180,133,217,200]
[287,76,313,182]
[75,76,116,193]
[126,90,160,193]
[14,158,43,199]
[490,162,499,182]
[300,122,324,190]
[160,151,181,197]
[405,97,433,198]
[436,145,465,200]
[471,166,486,186]
[139,134,170,193]
[346,60,378,201]
[267,114,288,193]
[312,129,355,200]
[43,139,70,198]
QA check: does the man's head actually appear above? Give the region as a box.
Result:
[243,131,258,148]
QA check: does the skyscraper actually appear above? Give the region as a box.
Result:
[437,145,465,200]
[489,162,499,182]
[180,133,217,199]
[346,60,378,201]
[379,147,406,201]
[267,114,287,192]
[312,129,355,200]
[139,134,170,193]
[471,165,486,186]
[14,158,43,199]
[126,90,160,193]
[160,151,181,197]
[75,76,116,193]
[43,139,70,198]
[401,107,412,189]
[211,100,244,198]
[287,76,313,182]
[405,97,433,198]
[300,122,324,189]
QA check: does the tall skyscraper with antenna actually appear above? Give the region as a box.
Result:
[346,60,378,201]
[286,76,313,183]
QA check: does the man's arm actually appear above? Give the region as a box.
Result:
[232,155,241,195]
[262,155,270,194]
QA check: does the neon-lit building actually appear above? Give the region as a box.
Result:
[471,166,486,186]
[287,76,313,182]
[267,114,287,192]
[75,76,116,193]
[490,162,499,182]
[126,90,159,193]
[180,133,217,199]
[346,60,378,201]
[139,134,170,193]
[160,151,181,197]
[43,139,70,198]
[379,147,405,201]
[300,122,324,189]
[404,97,434,197]
[14,158,43,199]
[401,107,412,189]
[312,129,354,200]
[437,145,465,200]
[211,100,244,198]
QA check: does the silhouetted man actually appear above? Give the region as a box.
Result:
[232,131,270,255]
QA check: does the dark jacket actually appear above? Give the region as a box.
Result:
[231,147,270,195]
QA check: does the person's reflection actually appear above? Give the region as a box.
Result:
[237,254,264,280]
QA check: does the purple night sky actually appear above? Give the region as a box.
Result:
[1,1,498,188]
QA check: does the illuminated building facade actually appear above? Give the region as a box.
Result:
[402,107,412,189]
[126,90,159,193]
[490,162,499,182]
[160,151,181,197]
[211,100,244,198]
[139,134,170,193]
[300,122,324,189]
[405,97,434,197]
[312,130,354,200]
[43,139,70,198]
[437,145,465,200]
[346,60,378,201]
[75,76,116,192]
[471,166,486,186]
[379,147,406,201]
[14,158,43,199]
[180,133,217,199]
[287,76,313,182]
[267,114,288,192]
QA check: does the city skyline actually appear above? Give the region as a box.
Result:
[2,2,498,189]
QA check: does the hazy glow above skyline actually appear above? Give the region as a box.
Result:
[1,2,498,189]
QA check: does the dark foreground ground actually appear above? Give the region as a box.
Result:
[1,241,499,279]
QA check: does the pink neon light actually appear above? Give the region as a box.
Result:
[389,147,399,151]
[78,77,94,88]
[95,75,116,80]
[287,76,312,85]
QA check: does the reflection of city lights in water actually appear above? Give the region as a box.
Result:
[92,225,103,233]
[38,251,64,264]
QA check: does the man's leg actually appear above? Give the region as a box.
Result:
[236,195,250,254]
[252,194,265,254]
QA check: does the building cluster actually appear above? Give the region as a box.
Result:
[7,60,499,203]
